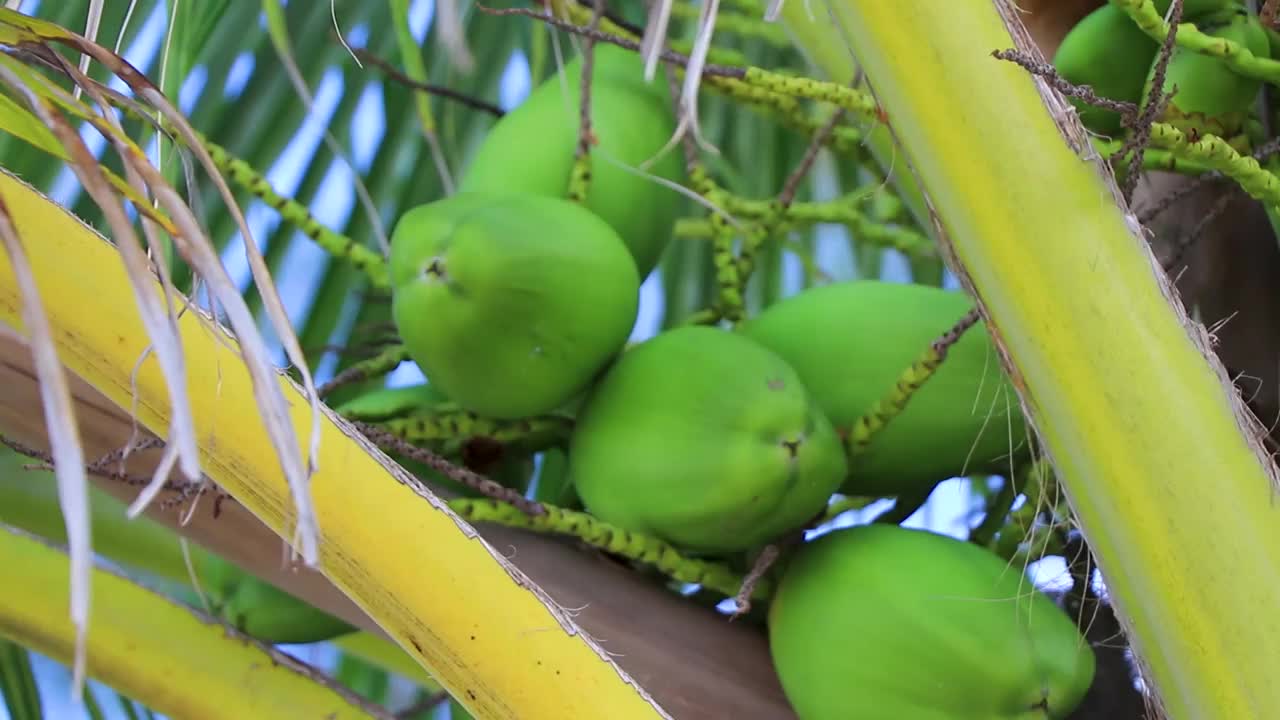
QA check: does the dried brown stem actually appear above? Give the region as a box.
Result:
[935,307,984,358]
[87,436,164,473]
[338,37,507,117]
[778,106,847,209]
[576,0,605,163]
[731,543,779,618]
[3,435,153,489]
[1118,0,1184,202]
[990,49,1140,123]
[0,434,216,512]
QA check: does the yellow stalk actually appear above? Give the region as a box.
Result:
[0,168,667,719]
[781,3,1280,718]
[0,454,445,695]
[0,523,392,720]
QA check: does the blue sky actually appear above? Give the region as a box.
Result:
[2,1,1073,717]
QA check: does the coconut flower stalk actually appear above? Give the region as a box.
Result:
[779,1,1280,718]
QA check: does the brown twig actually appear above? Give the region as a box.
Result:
[731,543,779,618]
[990,49,1140,124]
[0,434,215,512]
[88,436,165,473]
[576,0,605,162]
[778,105,846,208]
[1117,0,1184,203]
[933,307,984,357]
[350,421,545,516]
[4,435,161,489]
[338,36,506,117]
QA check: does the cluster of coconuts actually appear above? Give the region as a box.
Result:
[385,45,1097,720]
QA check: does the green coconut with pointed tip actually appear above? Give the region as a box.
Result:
[739,281,1028,499]
[389,191,641,421]
[459,44,685,278]
[568,325,848,555]
[768,523,1096,720]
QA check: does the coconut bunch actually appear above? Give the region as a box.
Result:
[375,43,1097,720]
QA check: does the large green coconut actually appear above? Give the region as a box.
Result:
[768,523,1096,720]
[568,325,848,555]
[389,191,640,420]
[739,280,1029,498]
[459,44,686,278]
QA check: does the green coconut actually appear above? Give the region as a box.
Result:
[768,523,1096,720]
[568,325,848,555]
[389,191,640,420]
[1051,3,1160,136]
[739,280,1028,498]
[459,44,685,278]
